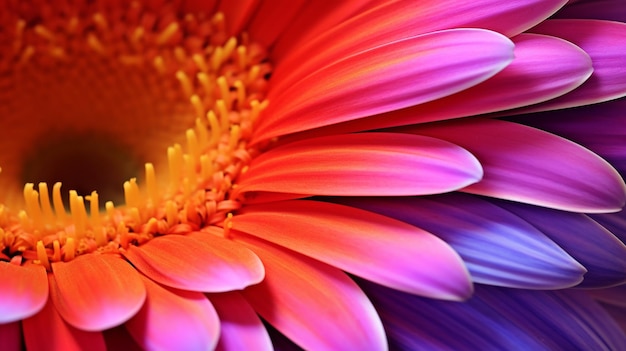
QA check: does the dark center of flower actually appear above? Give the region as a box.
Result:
[0,1,271,268]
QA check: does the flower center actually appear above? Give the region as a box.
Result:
[0,1,271,269]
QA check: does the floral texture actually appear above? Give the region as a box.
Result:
[1,0,626,350]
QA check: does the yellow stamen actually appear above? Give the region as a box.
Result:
[145,163,159,203]
[36,241,50,270]
[157,22,180,45]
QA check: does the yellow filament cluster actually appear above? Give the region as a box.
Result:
[0,2,271,269]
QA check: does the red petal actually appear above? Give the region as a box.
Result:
[123,233,264,292]
[238,235,387,350]
[125,275,220,351]
[237,133,482,197]
[233,200,472,300]
[50,254,146,331]
[23,297,106,351]
[208,291,273,351]
[0,322,22,351]
[0,262,48,323]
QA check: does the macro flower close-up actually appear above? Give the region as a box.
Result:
[1,0,626,350]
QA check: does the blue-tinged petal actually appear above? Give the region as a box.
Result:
[360,281,626,350]
[497,201,626,288]
[337,194,585,289]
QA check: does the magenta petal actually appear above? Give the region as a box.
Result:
[233,200,471,300]
[50,254,146,331]
[0,322,22,351]
[208,292,273,351]
[0,263,48,323]
[23,298,106,351]
[123,233,264,292]
[409,119,626,212]
[254,28,513,141]
[237,133,482,197]
[522,20,626,111]
[125,275,220,351]
[556,0,626,22]
[237,235,387,350]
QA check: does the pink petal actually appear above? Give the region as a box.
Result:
[301,32,592,134]
[237,133,482,197]
[122,233,264,292]
[0,263,48,323]
[233,200,472,300]
[125,275,220,351]
[521,20,626,111]
[237,235,387,350]
[208,292,273,351]
[22,298,106,351]
[253,28,514,141]
[273,0,565,92]
[0,322,22,351]
[408,119,626,212]
[49,254,146,331]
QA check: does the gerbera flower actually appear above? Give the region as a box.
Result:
[1,0,626,350]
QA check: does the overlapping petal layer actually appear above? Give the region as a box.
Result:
[361,281,626,350]
[233,200,472,299]
[497,201,626,288]
[49,254,146,331]
[237,133,482,197]
[123,233,264,292]
[238,235,387,351]
[406,118,626,212]
[124,275,220,351]
[22,298,106,351]
[338,195,586,289]
[254,28,514,141]
[208,292,273,351]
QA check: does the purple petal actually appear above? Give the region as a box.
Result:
[360,281,626,350]
[496,201,626,288]
[338,194,585,289]
[407,118,626,212]
[555,0,626,22]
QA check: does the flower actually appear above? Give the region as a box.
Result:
[1,0,626,350]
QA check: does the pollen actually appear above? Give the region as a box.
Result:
[0,1,272,269]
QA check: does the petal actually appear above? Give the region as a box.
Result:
[555,0,626,22]
[510,97,626,176]
[217,0,260,35]
[0,322,22,351]
[361,281,626,350]
[22,298,106,351]
[237,235,387,351]
[102,326,144,351]
[237,133,482,197]
[208,291,273,351]
[246,0,306,47]
[339,195,586,289]
[0,263,48,323]
[233,200,472,300]
[497,201,626,288]
[125,275,220,351]
[254,29,514,141]
[122,233,264,292]
[522,19,626,111]
[273,0,564,91]
[50,254,146,331]
[588,285,626,308]
[408,118,626,212]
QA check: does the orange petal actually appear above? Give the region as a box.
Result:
[50,254,146,331]
[125,275,220,351]
[23,297,106,351]
[208,291,273,351]
[123,233,264,292]
[0,262,48,323]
